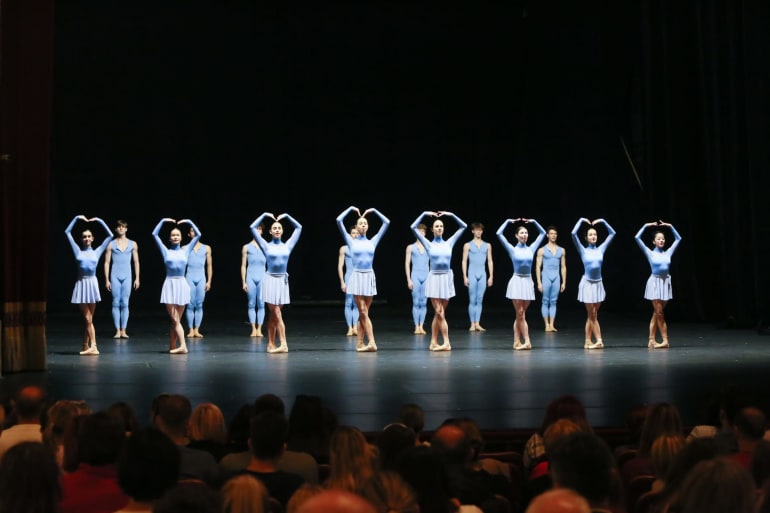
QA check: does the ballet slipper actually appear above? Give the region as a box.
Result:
[432,343,451,352]
[588,340,604,349]
[268,343,288,353]
[648,338,656,348]
[469,326,476,332]
[113,332,122,339]
[584,340,592,349]
[654,340,669,349]
[513,340,523,350]
[429,341,439,351]
[476,325,486,332]
[170,344,188,354]
[522,340,532,350]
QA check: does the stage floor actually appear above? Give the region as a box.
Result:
[4,304,770,433]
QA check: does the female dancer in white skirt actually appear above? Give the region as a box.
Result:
[497,218,546,350]
[250,212,302,353]
[635,221,682,348]
[153,218,201,354]
[337,206,390,352]
[571,218,616,349]
[411,211,467,351]
[65,215,113,355]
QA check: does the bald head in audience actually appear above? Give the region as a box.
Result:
[295,489,377,513]
[526,489,591,513]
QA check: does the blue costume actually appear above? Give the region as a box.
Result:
[250,213,302,305]
[411,212,467,300]
[571,218,615,303]
[341,245,359,327]
[497,220,546,300]
[184,243,210,329]
[153,219,200,305]
[408,243,430,326]
[66,216,113,304]
[635,224,682,301]
[465,240,490,323]
[539,245,564,320]
[244,241,266,325]
[107,239,135,329]
[336,206,390,297]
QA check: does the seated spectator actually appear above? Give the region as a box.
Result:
[153,393,224,487]
[399,403,428,446]
[106,400,140,436]
[621,401,683,484]
[114,426,181,513]
[650,433,685,493]
[295,489,377,513]
[729,406,767,469]
[523,394,591,473]
[326,425,377,493]
[0,385,46,461]
[286,483,324,513]
[188,402,230,462]
[360,471,420,513]
[287,394,335,465]
[613,403,649,459]
[221,473,270,513]
[525,488,590,513]
[377,422,418,472]
[42,399,90,470]
[235,410,305,507]
[666,458,755,513]
[445,417,512,481]
[59,411,130,513]
[0,441,61,513]
[153,480,223,513]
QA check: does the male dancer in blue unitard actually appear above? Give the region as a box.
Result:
[337,205,390,352]
[535,226,566,333]
[184,227,212,338]
[338,225,360,336]
[462,222,494,332]
[405,223,430,335]
[242,224,267,337]
[104,219,140,339]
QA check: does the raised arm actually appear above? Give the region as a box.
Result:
[92,217,114,257]
[663,222,682,255]
[634,222,656,253]
[364,207,390,247]
[178,220,201,258]
[496,219,513,249]
[528,219,547,251]
[250,213,272,253]
[336,206,358,241]
[571,218,588,255]
[65,215,86,254]
[411,212,433,248]
[442,212,467,247]
[594,218,616,252]
[152,218,173,253]
[277,213,302,251]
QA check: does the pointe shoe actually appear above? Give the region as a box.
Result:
[113,332,122,339]
[584,340,592,349]
[476,325,486,332]
[195,332,204,338]
[588,340,604,349]
[419,328,427,335]
[432,343,451,352]
[549,326,558,332]
[268,343,288,353]
[654,340,669,349]
[170,344,188,354]
[513,340,523,350]
[429,341,439,351]
[521,340,532,350]
[254,331,263,337]
[357,343,376,352]
[267,344,276,352]
[79,345,99,355]
[121,332,129,339]
[468,326,476,332]
[648,338,656,348]
[368,341,377,351]
[346,328,355,336]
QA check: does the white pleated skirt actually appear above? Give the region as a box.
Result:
[347,270,377,296]
[71,276,101,304]
[644,274,672,301]
[262,273,290,305]
[577,276,605,303]
[161,276,191,305]
[426,270,455,299]
[506,274,535,300]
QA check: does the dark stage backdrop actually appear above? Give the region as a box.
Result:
[48,2,770,328]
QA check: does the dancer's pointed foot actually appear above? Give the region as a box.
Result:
[429,340,439,351]
[588,340,604,349]
[79,346,99,355]
[170,344,188,354]
[648,338,656,348]
[432,343,451,352]
[267,343,277,352]
[418,327,427,335]
[584,339,592,349]
[546,325,558,332]
[654,340,669,349]
[254,330,263,337]
[413,327,422,335]
[513,340,523,350]
[522,340,532,350]
[268,343,288,353]
[357,342,376,352]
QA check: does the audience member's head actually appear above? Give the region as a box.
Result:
[637,402,683,456]
[254,393,285,415]
[117,426,180,504]
[399,403,425,440]
[286,483,324,513]
[0,442,61,513]
[430,422,472,465]
[189,402,228,445]
[543,417,588,453]
[377,422,417,471]
[153,481,223,513]
[42,399,89,456]
[359,471,419,513]
[394,445,455,513]
[221,473,270,513]
[11,385,46,423]
[549,431,616,508]
[249,410,289,461]
[668,458,755,513]
[76,411,127,466]
[154,394,192,439]
[228,403,256,451]
[327,425,377,492]
[538,394,591,435]
[106,401,140,435]
[295,489,377,513]
[733,406,767,443]
[443,416,486,462]
[650,433,685,480]
[525,488,591,513]
[622,403,650,445]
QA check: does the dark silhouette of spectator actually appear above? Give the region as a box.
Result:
[106,400,140,436]
[0,441,61,513]
[287,394,333,464]
[523,394,591,472]
[399,403,428,445]
[377,422,417,471]
[667,458,755,513]
[0,384,46,460]
[154,480,223,513]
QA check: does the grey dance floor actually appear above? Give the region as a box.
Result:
[5,304,770,433]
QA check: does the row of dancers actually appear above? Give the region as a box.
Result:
[65,208,681,355]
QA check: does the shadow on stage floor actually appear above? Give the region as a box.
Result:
[4,304,770,432]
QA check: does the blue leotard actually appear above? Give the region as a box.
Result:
[245,241,266,325]
[411,212,467,299]
[466,240,489,323]
[497,219,546,300]
[336,206,390,296]
[184,243,209,329]
[539,245,564,319]
[635,224,682,301]
[250,213,302,305]
[409,243,430,325]
[66,216,113,304]
[108,239,135,329]
[571,218,615,303]
[153,219,200,305]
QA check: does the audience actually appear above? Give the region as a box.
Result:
[221,473,271,513]
[523,394,591,472]
[188,402,230,462]
[0,385,46,460]
[0,441,61,513]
